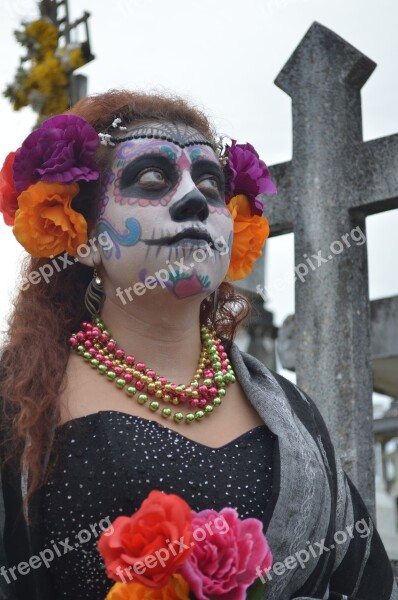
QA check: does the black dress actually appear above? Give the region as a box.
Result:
[40,410,276,599]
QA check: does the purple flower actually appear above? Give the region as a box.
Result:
[13,114,100,194]
[226,140,277,216]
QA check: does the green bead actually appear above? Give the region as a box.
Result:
[190,381,199,389]
[90,358,99,367]
[212,361,222,369]
[174,412,184,423]
[98,364,107,374]
[102,329,111,336]
[204,405,213,414]
[83,351,91,360]
[106,371,116,380]
[203,378,212,386]
[214,374,223,383]
[149,401,160,411]
[137,394,147,404]
[185,413,195,423]
[218,388,226,397]
[213,397,222,406]
[116,378,126,388]
[77,345,85,353]
[195,410,205,420]
[161,408,172,418]
[126,386,136,396]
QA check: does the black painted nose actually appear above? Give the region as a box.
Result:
[169,190,209,222]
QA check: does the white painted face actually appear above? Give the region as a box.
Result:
[93,123,233,306]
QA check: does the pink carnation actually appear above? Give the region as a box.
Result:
[180,507,272,600]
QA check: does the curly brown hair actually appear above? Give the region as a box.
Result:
[0,90,251,521]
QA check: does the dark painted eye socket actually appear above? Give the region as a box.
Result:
[136,169,167,188]
[119,155,176,199]
[196,176,223,201]
[191,160,225,203]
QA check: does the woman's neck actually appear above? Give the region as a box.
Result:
[98,295,205,384]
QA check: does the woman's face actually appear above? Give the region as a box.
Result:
[94,122,233,305]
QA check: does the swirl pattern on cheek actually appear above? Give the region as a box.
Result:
[96,216,141,260]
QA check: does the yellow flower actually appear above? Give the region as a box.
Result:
[13,182,87,257]
[105,574,190,600]
[226,194,270,281]
[24,19,58,55]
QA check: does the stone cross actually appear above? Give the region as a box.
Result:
[264,22,398,514]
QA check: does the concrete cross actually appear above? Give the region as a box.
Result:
[264,22,398,514]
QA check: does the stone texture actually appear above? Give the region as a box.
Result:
[278,296,398,398]
[262,22,398,514]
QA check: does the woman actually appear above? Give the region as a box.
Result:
[0,90,396,600]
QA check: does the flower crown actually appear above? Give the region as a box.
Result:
[0,114,277,281]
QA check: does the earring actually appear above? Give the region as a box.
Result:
[212,287,219,323]
[84,269,104,318]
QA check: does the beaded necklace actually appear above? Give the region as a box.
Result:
[69,317,236,424]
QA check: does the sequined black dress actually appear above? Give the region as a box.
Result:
[40,410,276,599]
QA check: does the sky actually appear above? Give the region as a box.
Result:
[0,0,397,350]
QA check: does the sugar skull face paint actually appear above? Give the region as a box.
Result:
[95,122,233,303]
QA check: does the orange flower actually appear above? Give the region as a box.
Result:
[12,181,87,257]
[226,194,270,281]
[105,575,190,600]
[0,150,19,226]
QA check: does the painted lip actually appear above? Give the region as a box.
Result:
[144,227,214,248]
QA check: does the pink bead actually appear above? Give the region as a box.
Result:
[136,380,145,391]
[69,337,78,347]
[125,355,135,365]
[146,369,156,379]
[222,368,227,374]
[221,352,228,359]
[198,398,207,408]
[115,349,125,359]
[100,333,109,343]
[84,340,92,349]
[89,348,97,356]
[95,354,104,362]
[136,362,146,371]
[190,398,199,407]
[104,360,113,369]
[199,385,209,396]
[179,393,189,403]
[114,366,124,376]
[76,332,85,341]
[222,361,228,368]
[208,387,218,398]
[123,373,133,383]
[107,341,116,351]
[218,345,224,352]
[82,322,89,329]
[158,377,167,385]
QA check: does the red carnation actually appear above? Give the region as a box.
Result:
[0,150,19,226]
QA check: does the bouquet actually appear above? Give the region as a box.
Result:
[97,490,272,600]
